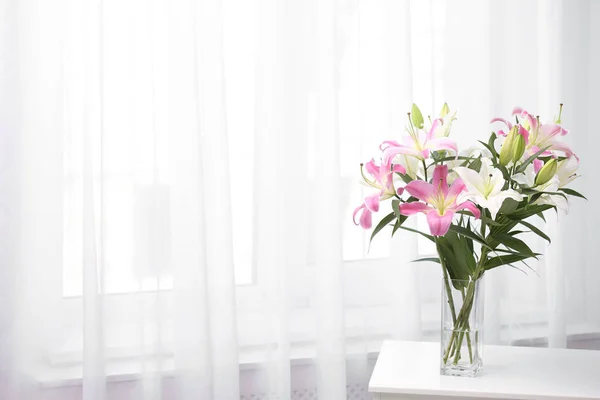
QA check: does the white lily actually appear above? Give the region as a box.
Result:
[454,158,523,219]
[556,155,580,188]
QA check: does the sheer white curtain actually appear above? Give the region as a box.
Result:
[0,0,599,399]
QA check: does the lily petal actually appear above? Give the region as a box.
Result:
[453,166,485,196]
[426,137,458,153]
[432,165,449,196]
[533,158,543,174]
[490,117,513,130]
[454,201,480,219]
[379,140,402,151]
[359,207,372,229]
[404,180,436,202]
[399,202,433,216]
[511,107,525,115]
[364,192,380,212]
[549,141,574,158]
[518,125,530,144]
[447,178,466,200]
[365,159,379,177]
[392,164,406,174]
[426,211,454,236]
[540,123,562,139]
[352,204,365,225]
[427,119,441,140]
[382,145,420,165]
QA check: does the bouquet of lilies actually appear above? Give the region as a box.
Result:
[353,103,584,367]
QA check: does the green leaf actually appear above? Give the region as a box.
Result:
[479,210,502,227]
[392,199,401,218]
[493,248,541,258]
[396,172,413,184]
[469,157,482,172]
[515,146,550,174]
[498,198,520,215]
[436,233,473,289]
[478,140,497,161]
[448,224,492,250]
[398,225,435,242]
[429,156,475,164]
[392,214,408,236]
[484,253,534,270]
[558,187,587,200]
[369,212,395,244]
[411,257,440,264]
[506,204,555,220]
[518,220,551,243]
[493,233,537,257]
[411,103,424,129]
[536,211,546,222]
[488,132,498,156]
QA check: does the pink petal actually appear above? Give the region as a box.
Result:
[432,165,449,196]
[518,125,529,144]
[352,204,365,225]
[447,178,466,199]
[427,119,441,140]
[511,107,525,115]
[427,137,458,153]
[392,164,406,174]
[533,158,543,174]
[404,180,436,202]
[353,204,372,229]
[497,129,507,137]
[540,123,562,139]
[364,159,379,178]
[490,117,513,130]
[364,192,380,212]
[549,142,574,158]
[382,145,419,165]
[379,140,402,151]
[560,127,568,136]
[399,202,432,216]
[522,111,537,132]
[454,201,480,219]
[427,211,454,236]
[360,208,372,229]
[396,187,404,196]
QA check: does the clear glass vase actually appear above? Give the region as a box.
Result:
[440,277,484,377]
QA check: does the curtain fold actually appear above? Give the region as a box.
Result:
[1,0,599,399]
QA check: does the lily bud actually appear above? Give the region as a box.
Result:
[512,133,526,163]
[534,158,557,187]
[499,126,519,166]
[440,103,450,118]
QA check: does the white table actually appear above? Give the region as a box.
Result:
[369,340,600,400]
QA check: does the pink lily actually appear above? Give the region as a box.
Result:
[353,159,405,229]
[491,107,572,158]
[381,121,458,164]
[398,165,480,236]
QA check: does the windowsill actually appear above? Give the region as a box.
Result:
[30,323,600,389]
[31,337,386,389]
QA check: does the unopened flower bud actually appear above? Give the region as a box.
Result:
[499,126,519,166]
[512,133,526,163]
[440,103,450,118]
[534,158,557,187]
